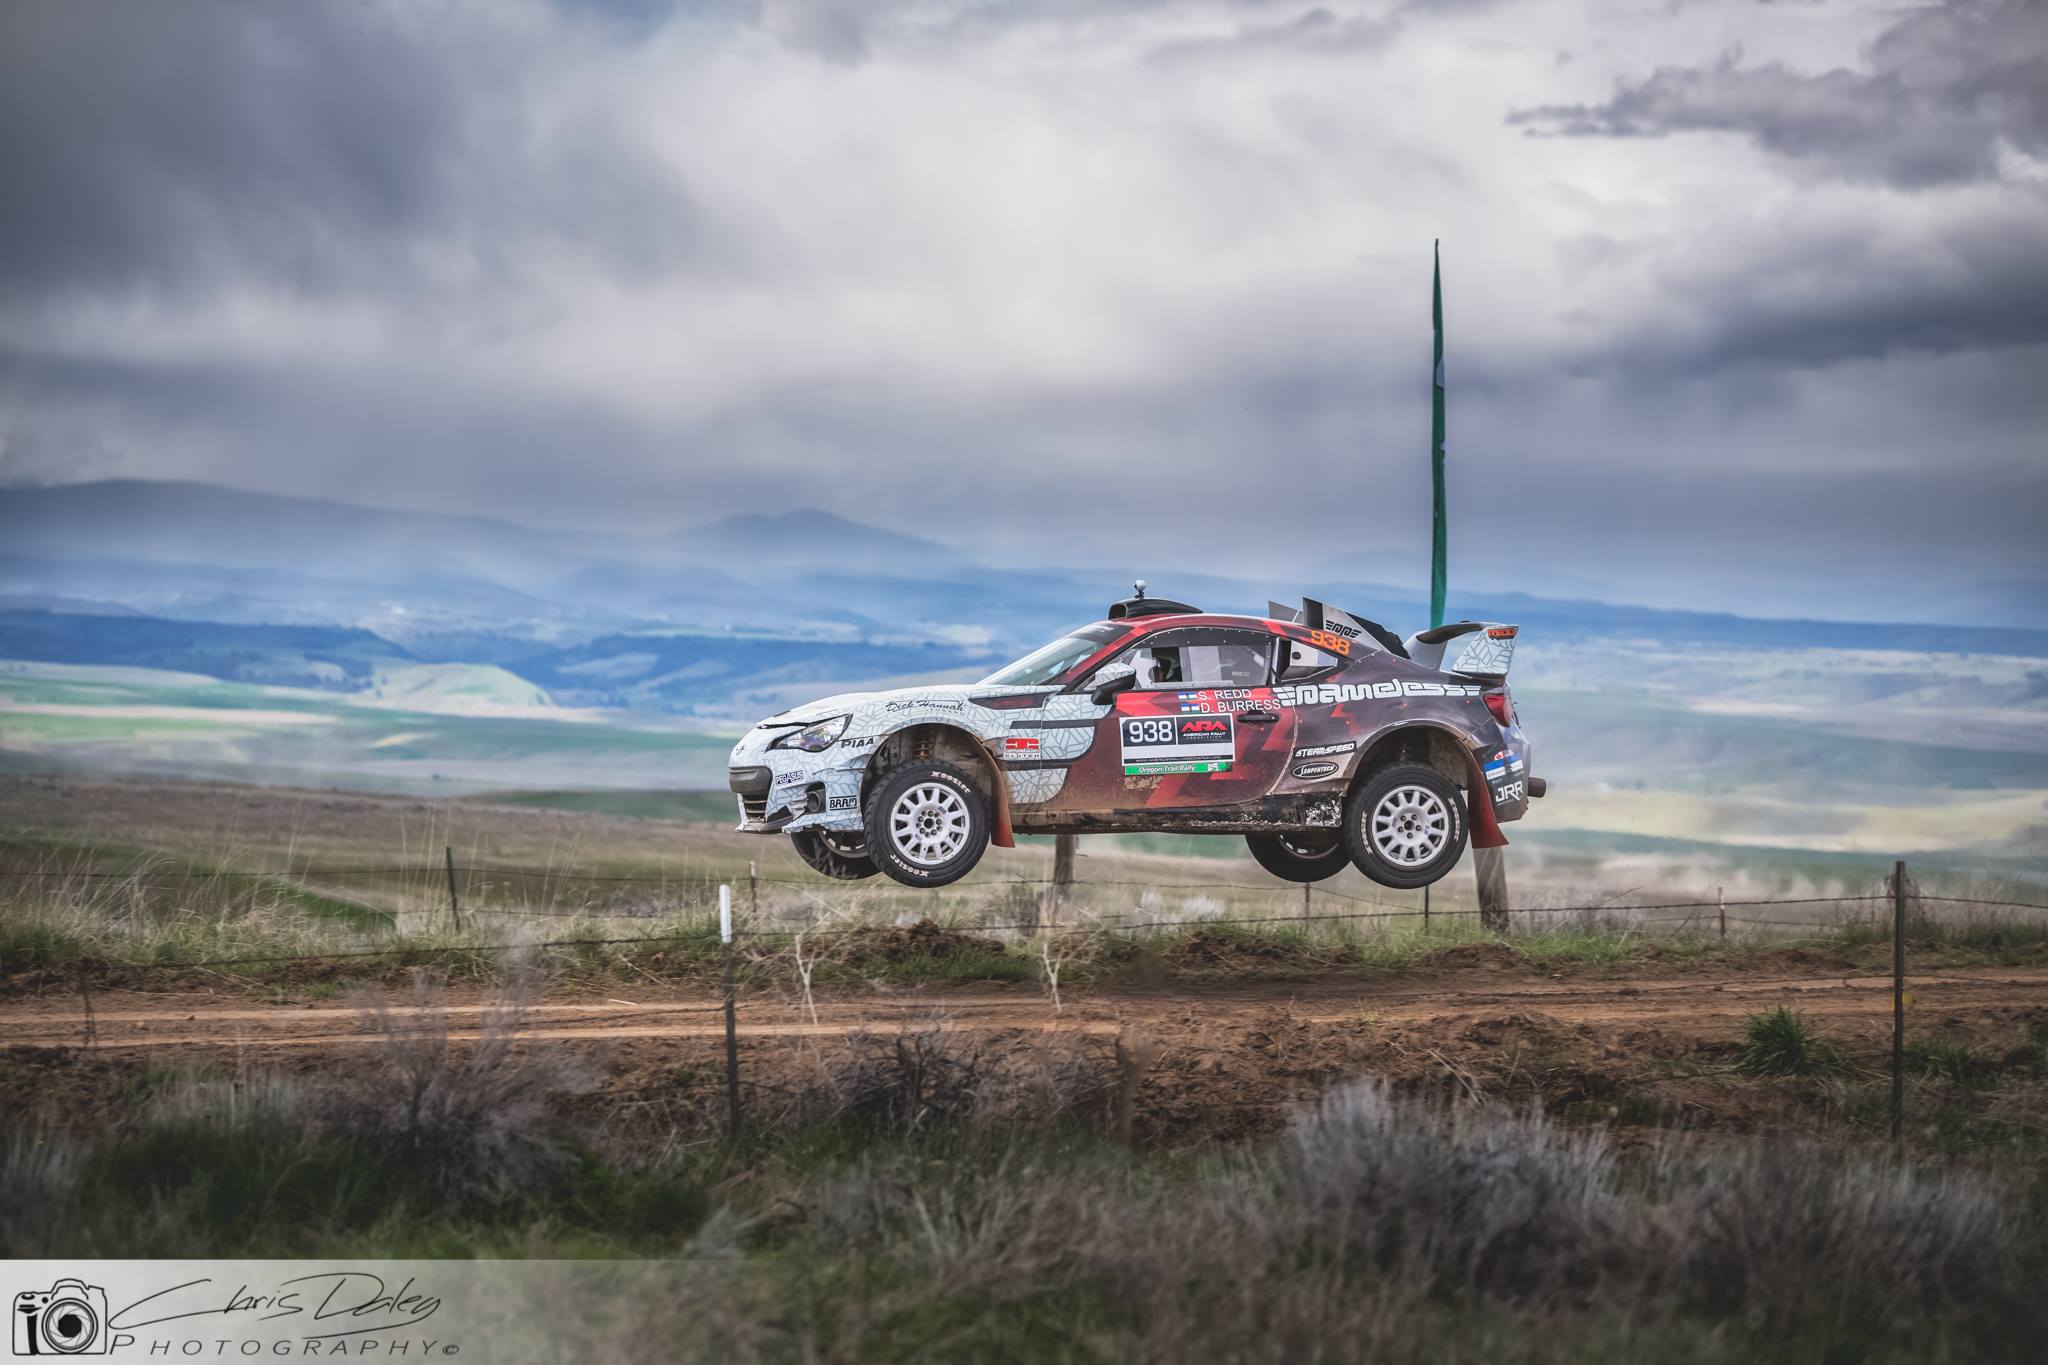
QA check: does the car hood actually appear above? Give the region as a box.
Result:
[760,683,992,727]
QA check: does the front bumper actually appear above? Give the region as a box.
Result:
[727,728,867,835]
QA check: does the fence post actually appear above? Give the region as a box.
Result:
[1475,848,1509,933]
[748,860,758,920]
[1303,880,1312,922]
[1045,833,1076,931]
[1892,858,1906,1144]
[1422,885,1430,930]
[722,884,741,1142]
[1717,885,1725,941]
[444,846,461,932]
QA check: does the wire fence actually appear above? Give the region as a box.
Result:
[4,845,2046,973]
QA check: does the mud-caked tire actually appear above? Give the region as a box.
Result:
[1343,761,1468,889]
[790,828,879,880]
[1245,832,1350,883]
[865,760,990,888]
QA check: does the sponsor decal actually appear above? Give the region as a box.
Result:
[1273,681,1483,707]
[773,770,805,787]
[1292,740,1356,761]
[1121,711,1235,775]
[1486,625,1518,639]
[885,698,964,712]
[1306,628,1353,656]
[1492,780,1526,804]
[1291,760,1340,780]
[840,734,876,749]
[1316,618,1362,640]
[1003,736,1041,754]
[827,794,858,811]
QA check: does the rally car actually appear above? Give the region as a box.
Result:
[727,587,1542,889]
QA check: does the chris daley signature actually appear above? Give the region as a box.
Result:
[111,1273,443,1340]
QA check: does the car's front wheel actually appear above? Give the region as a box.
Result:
[1245,831,1349,883]
[1344,762,1469,889]
[790,828,879,880]
[865,761,990,888]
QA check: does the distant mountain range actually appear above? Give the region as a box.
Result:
[2,478,2043,717]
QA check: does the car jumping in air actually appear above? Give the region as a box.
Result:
[727,587,1542,889]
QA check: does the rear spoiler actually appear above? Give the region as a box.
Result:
[1404,621,1518,681]
[1268,597,1409,658]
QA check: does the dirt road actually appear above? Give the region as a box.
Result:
[8,965,2044,1053]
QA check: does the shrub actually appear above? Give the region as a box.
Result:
[1260,1082,1634,1302]
[1907,1038,1997,1085]
[1737,1008,1841,1076]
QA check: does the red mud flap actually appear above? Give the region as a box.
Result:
[985,740,1017,848]
[1461,751,1509,850]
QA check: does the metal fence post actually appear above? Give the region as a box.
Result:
[722,884,741,1141]
[1303,880,1312,922]
[748,860,758,920]
[1717,885,1725,941]
[1422,885,1430,930]
[444,846,461,932]
[1892,859,1906,1144]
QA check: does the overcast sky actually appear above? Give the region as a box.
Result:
[1,0,2043,620]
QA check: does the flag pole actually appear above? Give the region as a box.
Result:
[1430,239,1448,629]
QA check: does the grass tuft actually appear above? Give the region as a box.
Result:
[1738,1008,1843,1077]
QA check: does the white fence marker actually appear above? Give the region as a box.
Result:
[720,883,733,944]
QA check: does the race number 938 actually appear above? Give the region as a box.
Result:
[1123,718,1178,747]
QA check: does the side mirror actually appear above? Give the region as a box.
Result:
[1089,664,1137,706]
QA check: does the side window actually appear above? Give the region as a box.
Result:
[1278,639,1345,682]
[1120,631,1274,690]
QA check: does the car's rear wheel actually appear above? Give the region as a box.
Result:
[790,828,879,880]
[1344,762,1468,889]
[865,761,990,888]
[1245,831,1349,883]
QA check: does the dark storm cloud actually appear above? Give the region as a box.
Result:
[1510,0,2048,187]
[0,0,2042,620]
[1580,199,2048,378]
[0,0,698,307]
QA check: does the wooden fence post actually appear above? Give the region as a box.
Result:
[1303,880,1312,922]
[444,846,461,932]
[1474,847,1509,934]
[722,884,741,1142]
[1892,859,1907,1144]
[1045,833,1076,930]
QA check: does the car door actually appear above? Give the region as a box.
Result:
[1052,626,1299,821]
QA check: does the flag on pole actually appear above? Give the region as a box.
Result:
[1430,240,1448,630]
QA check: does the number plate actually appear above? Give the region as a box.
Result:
[1121,713,1235,775]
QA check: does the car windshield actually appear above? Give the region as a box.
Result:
[978,624,1126,686]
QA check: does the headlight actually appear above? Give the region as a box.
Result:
[771,714,851,752]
